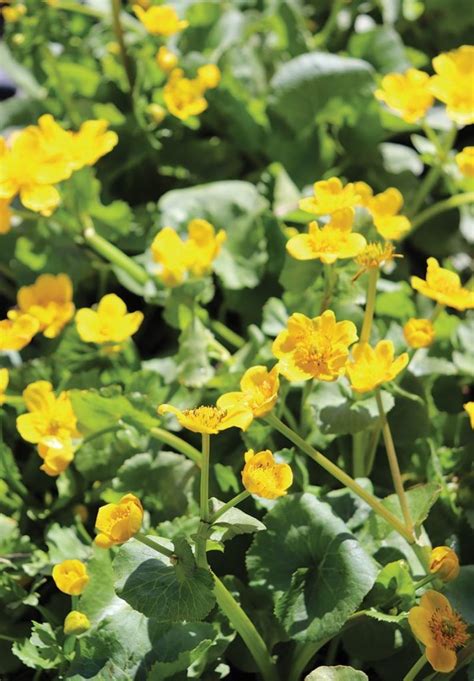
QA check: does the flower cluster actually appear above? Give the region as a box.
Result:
[163,65,221,121]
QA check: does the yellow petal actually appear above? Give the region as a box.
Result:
[425,646,457,673]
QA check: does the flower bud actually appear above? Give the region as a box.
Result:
[52,560,89,595]
[403,318,435,349]
[63,611,91,635]
[429,546,460,582]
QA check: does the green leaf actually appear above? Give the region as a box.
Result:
[147,623,215,680]
[46,524,91,563]
[370,483,441,539]
[365,560,415,611]
[70,388,159,436]
[55,62,101,98]
[247,493,377,642]
[209,498,266,542]
[348,26,409,73]
[176,316,215,388]
[114,537,216,623]
[305,667,368,681]
[12,622,63,670]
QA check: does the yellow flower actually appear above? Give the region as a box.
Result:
[158,403,253,434]
[346,341,408,393]
[197,64,221,90]
[367,188,411,240]
[286,209,366,264]
[156,46,178,72]
[0,368,9,406]
[68,119,118,169]
[403,318,435,349]
[17,381,78,446]
[94,493,143,548]
[151,226,190,286]
[11,274,75,339]
[353,181,373,207]
[0,314,39,351]
[374,68,434,123]
[272,310,358,382]
[299,177,360,217]
[75,294,143,344]
[217,365,280,418]
[408,590,469,672]
[2,4,26,21]
[241,449,293,499]
[464,402,474,428]
[63,611,91,636]
[429,546,460,582]
[186,219,226,276]
[38,437,75,476]
[430,46,474,125]
[0,198,11,234]
[52,559,89,596]
[163,68,208,120]
[456,146,474,177]
[133,4,188,36]
[353,242,402,280]
[411,257,474,311]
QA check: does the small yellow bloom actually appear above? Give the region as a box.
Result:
[286,209,366,264]
[346,341,409,393]
[0,314,39,351]
[52,559,89,596]
[429,546,460,582]
[0,197,11,234]
[0,368,9,406]
[12,274,75,339]
[163,68,208,120]
[242,449,293,499]
[156,46,178,72]
[75,294,143,344]
[38,437,75,477]
[403,318,435,349]
[273,310,358,382]
[430,46,474,125]
[63,611,91,636]
[411,257,474,311]
[299,177,360,217]
[94,493,143,548]
[68,119,118,169]
[133,4,188,36]
[2,4,26,21]
[147,103,167,125]
[455,146,474,177]
[353,242,402,280]
[217,365,279,418]
[367,188,411,240]
[16,380,79,445]
[197,64,221,90]
[464,402,474,428]
[151,226,190,286]
[158,403,254,434]
[186,219,226,277]
[374,68,434,123]
[408,590,469,672]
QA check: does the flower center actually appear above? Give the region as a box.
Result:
[429,609,469,650]
[184,406,227,426]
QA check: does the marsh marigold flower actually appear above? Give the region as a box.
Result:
[374,68,434,123]
[163,68,208,120]
[133,4,188,35]
[156,46,178,72]
[242,449,293,499]
[286,209,366,264]
[367,188,411,240]
[403,318,435,349]
[273,310,358,382]
[197,64,221,90]
[0,368,8,406]
[52,560,89,596]
[0,314,39,351]
[0,198,11,234]
[299,177,360,217]
[464,402,474,428]
[346,341,408,393]
[16,380,78,446]
[353,242,401,280]
[38,437,75,477]
[456,146,474,177]
[429,547,460,582]
[158,403,253,434]
[10,274,75,339]
[185,219,226,276]
[94,493,143,548]
[408,590,469,672]
[63,611,90,636]
[75,294,143,344]
[411,257,474,311]
[430,46,474,125]
[217,365,279,418]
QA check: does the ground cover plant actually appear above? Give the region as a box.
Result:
[0,0,473,679]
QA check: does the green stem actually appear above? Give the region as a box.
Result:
[314,0,344,46]
[3,396,24,407]
[82,217,149,287]
[365,421,382,476]
[360,269,378,344]
[110,0,134,93]
[213,574,279,681]
[282,405,299,433]
[11,208,38,221]
[80,424,122,446]
[409,192,474,234]
[403,653,427,681]
[375,390,413,534]
[134,532,174,559]
[352,431,367,478]
[200,434,210,522]
[320,263,336,313]
[414,573,437,590]
[209,319,245,349]
[210,491,250,523]
[265,413,415,543]
[150,427,202,467]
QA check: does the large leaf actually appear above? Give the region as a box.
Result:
[247,494,377,642]
[305,667,368,681]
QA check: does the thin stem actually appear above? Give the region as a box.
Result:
[134,532,174,559]
[360,269,378,344]
[265,413,414,544]
[409,192,474,234]
[314,0,344,46]
[320,263,335,313]
[352,431,367,478]
[110,0,134,93]
[200,434,210,522]
[3,396,24,407]
[403,653,427,681]
[365,421,382,476]
[213,574,279,681]
[282,405,299,433]
[414,573,437,590]
[210,491,250,523]
[209,319,245,349]
[150,427,202,467]
[375,390,413,534]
